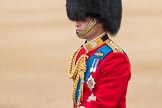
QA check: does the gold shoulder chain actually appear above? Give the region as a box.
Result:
[68,48,80,79]
[68,48,88,106]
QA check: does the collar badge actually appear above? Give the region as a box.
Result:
[91,42,97,48]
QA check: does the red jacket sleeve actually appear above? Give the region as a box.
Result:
[84,52,131,108]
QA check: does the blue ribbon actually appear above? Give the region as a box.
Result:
[75,45,112,105]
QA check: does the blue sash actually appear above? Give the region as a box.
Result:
[75,45,112,105]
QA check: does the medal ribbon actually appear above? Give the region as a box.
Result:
[84,45,112,81]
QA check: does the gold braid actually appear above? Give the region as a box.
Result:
[77,19,97,37]
[68,48,88,106]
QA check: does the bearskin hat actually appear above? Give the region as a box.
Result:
[66,0,122,35]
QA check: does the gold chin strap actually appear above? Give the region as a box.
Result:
[77,19,97,38]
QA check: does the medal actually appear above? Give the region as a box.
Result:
[90,67,96,73]
[87,76,96,91]
[90,58,99,73]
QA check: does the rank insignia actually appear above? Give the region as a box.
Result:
[87,93,96,102]
[87,76,96,91]
[90,58,99,73]
[94,52,104,57]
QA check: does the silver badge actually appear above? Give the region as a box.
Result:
[87,76,96,91]
[87,93,96,102]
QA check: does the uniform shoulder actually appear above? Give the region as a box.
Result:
[105,39,123,53]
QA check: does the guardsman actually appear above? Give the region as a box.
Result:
[66,0,131,108]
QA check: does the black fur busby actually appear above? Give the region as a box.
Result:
[66,0,122,35]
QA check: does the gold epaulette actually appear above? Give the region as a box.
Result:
[106,39,123,53]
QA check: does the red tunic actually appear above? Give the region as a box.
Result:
[74,43,131,108]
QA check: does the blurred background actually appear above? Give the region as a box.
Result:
[0,0,162,108]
